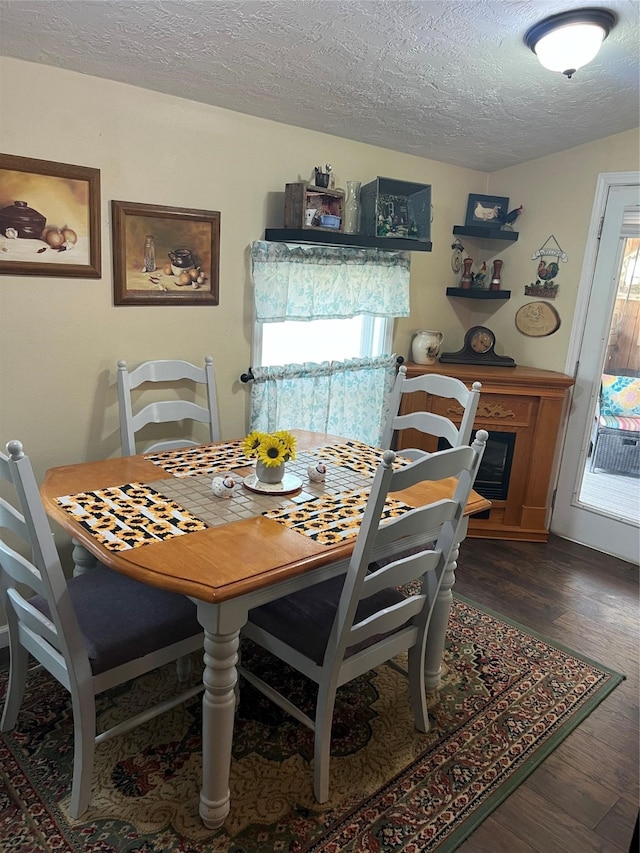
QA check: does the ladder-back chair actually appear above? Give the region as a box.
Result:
[239,430,488,803]
[117,356,220,455]
[0,440,205,817]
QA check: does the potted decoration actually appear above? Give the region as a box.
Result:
[242,430,297,484]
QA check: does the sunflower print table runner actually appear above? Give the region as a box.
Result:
[55,483,207,551]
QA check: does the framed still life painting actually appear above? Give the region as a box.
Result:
[0,153,101,278]
[111,200,220,306]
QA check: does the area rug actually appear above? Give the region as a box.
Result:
[0,596,623,853]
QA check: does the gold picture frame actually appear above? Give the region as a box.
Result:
[0,153,101,278]
[111,200,220,306]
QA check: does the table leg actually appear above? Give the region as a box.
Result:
[424,542,459,694]
[195,602,243,829]
[71,539,98,576]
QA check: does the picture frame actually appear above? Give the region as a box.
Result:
[111,200,220,306]
[0,153,101,278]
[465,193,509,229]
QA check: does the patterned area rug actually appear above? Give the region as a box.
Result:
[0,596,622,853]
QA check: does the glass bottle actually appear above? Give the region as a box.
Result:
[343,181,361,234]
[143,235,156,272]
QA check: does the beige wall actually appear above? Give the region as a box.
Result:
[1,57,638,489]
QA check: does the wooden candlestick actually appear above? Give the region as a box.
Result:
[490,258,503,291]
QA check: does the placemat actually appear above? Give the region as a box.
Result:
[144,440,252,478]
[317,440,412,478]
[55,483,207,551]
[264,488,412,544]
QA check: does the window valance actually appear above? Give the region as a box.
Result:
[251,241,410,322]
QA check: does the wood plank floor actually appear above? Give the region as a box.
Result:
[454,535,639,853]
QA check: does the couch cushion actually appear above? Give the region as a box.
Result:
[600,375,640,417]
[598,414,640,432]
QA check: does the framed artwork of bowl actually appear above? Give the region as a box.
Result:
[0,153,101,278]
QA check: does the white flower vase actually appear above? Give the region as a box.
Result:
[411,330,444,365]
[256,460,285,484]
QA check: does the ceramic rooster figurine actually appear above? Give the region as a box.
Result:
[537,259,560,280]
[472,261,487,288]
[497,204,523,229]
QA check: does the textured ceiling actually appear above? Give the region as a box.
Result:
[0,0,638,172]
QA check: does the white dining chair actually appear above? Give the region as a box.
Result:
[239,430,488,803]
[381,364,482,459]
[117,356,220,455]
[0,439,205,818]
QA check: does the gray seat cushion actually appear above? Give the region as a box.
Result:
[247,573,405,666]
[30,565,201,675]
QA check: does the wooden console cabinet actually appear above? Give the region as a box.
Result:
[397,362,574,542]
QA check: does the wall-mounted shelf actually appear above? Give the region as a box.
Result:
[446,287,511,300]
[264,228,432,252]
[453,225,518,242]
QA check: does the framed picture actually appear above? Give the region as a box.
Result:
[0,153,101,277]
[111,200,220,306]
[465,193,509,229]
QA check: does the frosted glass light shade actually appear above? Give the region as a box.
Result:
[535,23,605,73]
[524,9,616,78]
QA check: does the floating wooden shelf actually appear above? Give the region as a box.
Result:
[446,287,511,300]
[264,228,432,252]
[453,225,519,242]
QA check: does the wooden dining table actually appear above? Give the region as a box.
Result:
[40,429,490,829]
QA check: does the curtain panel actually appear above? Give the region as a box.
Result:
[251,241,410,322]
[249,355,398,447]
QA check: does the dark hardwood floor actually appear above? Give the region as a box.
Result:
[454,534,639,853]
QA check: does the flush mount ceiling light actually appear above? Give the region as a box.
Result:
[524,8,616,78]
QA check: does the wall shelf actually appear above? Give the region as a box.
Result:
[446,287,511,300]
[264,228,432,252]
[453,225,518,242]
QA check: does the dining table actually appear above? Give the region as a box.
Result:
[40,429,490,829]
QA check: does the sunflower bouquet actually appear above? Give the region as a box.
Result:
[242,430,297,468]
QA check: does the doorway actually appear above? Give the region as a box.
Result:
[551,174,640,564]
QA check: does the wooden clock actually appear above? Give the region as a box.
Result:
[439,325,516,367]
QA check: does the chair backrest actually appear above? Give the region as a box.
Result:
[117,356,220,455]
[0,441,92,691]
[326,430,488,676]
[381,364,481,455]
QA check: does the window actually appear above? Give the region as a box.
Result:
[250,241,409,367]
[256,315,393,367]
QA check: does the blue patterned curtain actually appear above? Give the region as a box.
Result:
[250,355,398,446]
[251,241,410,321]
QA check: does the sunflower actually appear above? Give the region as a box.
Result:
[242,430,266,458]
[257,434,288,467]
[241,429,297,465]
[274,430,297,461]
